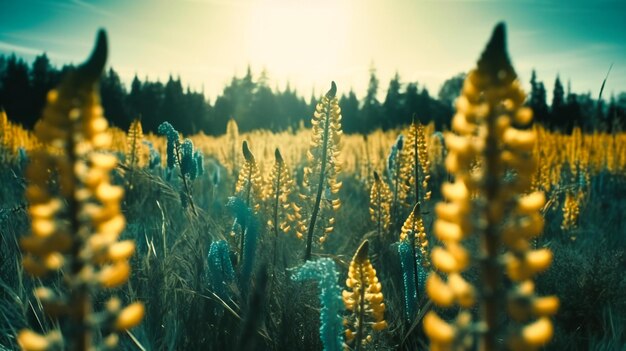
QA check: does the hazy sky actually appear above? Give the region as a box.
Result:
[1,0,624,101]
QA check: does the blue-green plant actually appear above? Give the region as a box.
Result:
[181,138,196,179]
[387,134,403,179]
[143,140,162,169]
[209,166,220,205]
[17,147,28,170]
[386,134,406,226]
[291,258,343,351]
[398,241,417,322]
[157,122,198,215]
[212,167,220,186]
[226,196,259,299]
[415,255,428,299]
[208,240,235,314]
[158,121,179,169]
[194,150,204,176]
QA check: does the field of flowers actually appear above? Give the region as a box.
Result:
[1,24,625,351]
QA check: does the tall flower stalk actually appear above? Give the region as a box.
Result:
[301,82,343,261]
[369,171,392,238]
[18,30,142,351]
[264,148,298,267]
[234,141,262,257]
[386,135,409,228]
[291,258,343,351]
[401,121,431,208]
[157,122,199,215]
[424,23,558,351]
[343,240,387,350]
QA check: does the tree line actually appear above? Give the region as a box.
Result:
[0,53,624,135]
[528,70,626,133]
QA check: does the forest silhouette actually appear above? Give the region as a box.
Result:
[0,53,624,135]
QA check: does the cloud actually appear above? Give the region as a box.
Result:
[146,0,251,9]
[2,32,90,50]
[41,0,118,18]
[0,40,75,61]
[515,42,620,72]
[0,41,44,56]
[69,0,118,18]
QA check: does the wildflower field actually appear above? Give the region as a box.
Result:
[1,23,625,351]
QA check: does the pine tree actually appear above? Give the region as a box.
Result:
[0,55,31,126]
[403,83,420,126]
[361,66,382,133]
[383,72,402,130]
[551,75,566,130]
[528,70,549,126]
[100,68,129,128]
[339,89,360,134]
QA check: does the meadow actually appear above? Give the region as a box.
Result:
[1,24,625,351]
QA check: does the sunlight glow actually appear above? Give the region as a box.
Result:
[0,0,624,99]
[243,1,353,92]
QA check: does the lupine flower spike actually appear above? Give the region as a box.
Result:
[264,148,299,266]
[343,240,387,350]
[291,258,344,351]
[157,121,199,214]
[386,135,409,226]
[424,23,558,351]
[207,240,236,312]
[397,241,417,322]
[225,118,240,177]
[125,118,144,169]
[125,118,144,193]
[401,121,431,207]
[235,140,262,213]
[226,196,260,299]
[302,81,343,260]
[18,30,143,351]
[400,203,431,271]
[369,171,392,238]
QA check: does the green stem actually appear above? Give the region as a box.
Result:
[272,162,282,269]
[376,185,382,238]
[391,158,402,230]
[304,100,331,261]
[240,167,252,258]
[413,125,420,206]
[127,130,137,191]
[412,126,422,300]
[480,107,504,351]
[355,264,366,351]
[175,141,197,216]
[67,116,90,351]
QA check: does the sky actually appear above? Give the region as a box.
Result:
[0,0,624,102]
